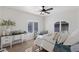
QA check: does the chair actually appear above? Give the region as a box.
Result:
[34,32,59,52]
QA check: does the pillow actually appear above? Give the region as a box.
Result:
[39,31,48,35]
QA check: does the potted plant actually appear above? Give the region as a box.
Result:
[0,19,16,35]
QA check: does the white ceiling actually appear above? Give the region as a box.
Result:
[6,6,79,16]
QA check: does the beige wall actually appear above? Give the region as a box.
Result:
[45,8,78,34]
[0,7,45,33]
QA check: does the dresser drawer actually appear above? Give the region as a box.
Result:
[14,35,21,40]
[2,39,10,44]
[1,36,12,44]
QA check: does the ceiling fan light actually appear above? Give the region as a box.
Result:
[40,12,45,15]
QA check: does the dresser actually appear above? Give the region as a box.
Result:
[0,33,34,49]
[0,36,13,49]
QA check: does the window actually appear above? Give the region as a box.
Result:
[28,22,38,33]
[34,22,38,32]
[54,22,60,32]
[54,21,69,32]
[61,21,69,32]
[28,22,33,33]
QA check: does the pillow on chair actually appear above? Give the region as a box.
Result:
[39,31,48,35]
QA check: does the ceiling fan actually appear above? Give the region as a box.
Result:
[40,6,53,15]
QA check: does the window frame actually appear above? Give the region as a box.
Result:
[54,21,69,32]
[28,22,38,33]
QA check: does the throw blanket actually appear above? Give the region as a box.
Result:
[53,43,71,52]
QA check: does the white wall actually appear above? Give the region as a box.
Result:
[45,8,78,34]
[0,7,45,33]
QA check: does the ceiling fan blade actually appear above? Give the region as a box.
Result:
[46,8,53,11]
[45,11,50,14]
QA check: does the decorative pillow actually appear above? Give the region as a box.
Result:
[39,31,48,35]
